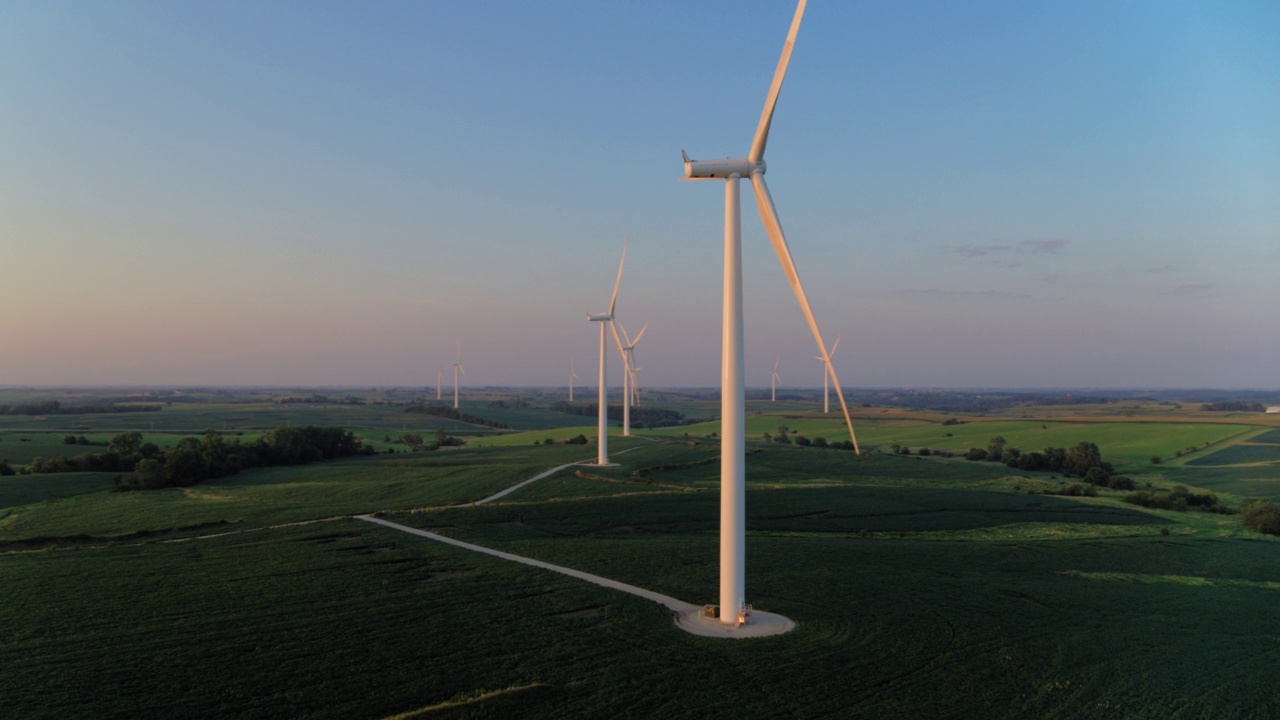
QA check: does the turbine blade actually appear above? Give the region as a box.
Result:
[616,319,633,348]
[751,172,859,452]
[609,321,628,365]
[749,0,807,164]
[630,321,649,346]
[608,235,627,317]
[772,355,780,372]
[831,335,841,356]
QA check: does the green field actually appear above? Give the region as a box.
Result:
[4,393,1280,718]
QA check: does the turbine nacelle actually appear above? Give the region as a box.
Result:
[681,150,764,180]
[587,313,612,322]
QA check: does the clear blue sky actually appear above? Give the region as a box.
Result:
[3,1,1277,389]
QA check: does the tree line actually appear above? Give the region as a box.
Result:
[550,401,702,429]
[403,404,508,429]
[0,401,161,416]
[14,427,372,490]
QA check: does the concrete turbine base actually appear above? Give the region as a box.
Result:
[674,608,795,639]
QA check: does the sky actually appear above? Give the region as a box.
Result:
[2,0,1277,389]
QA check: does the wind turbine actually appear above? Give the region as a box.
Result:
[569,359,579,402]
[611,320,648,437]
[681,0,860,625]
[436,367,443,401]
[587,240,626,465]
[770,356,781,402]
[452,346,464,410]
[814,335,840,413]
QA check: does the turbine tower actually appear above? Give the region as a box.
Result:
[452,346,464,410]
[587,240,626,465]
[770,357,781,402]
[681,0,860,625]
[569,359,579,402]
[814,336,840,413]
[612,320,648,437]
[436,367,443,401]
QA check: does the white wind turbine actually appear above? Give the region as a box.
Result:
[452,346,464,410]
[587,240,626,465]
[569,359,579,402]
[611,320,648,437]
[814,335,840,413]
[436,367,443,401]
[681,0,860,625]
[770,356,781,402]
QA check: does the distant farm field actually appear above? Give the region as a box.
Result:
[1185,444,1280,467]
[4,395,1280,718]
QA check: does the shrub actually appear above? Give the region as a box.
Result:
[1242,502,1280,535]
[1107,475,1136,491]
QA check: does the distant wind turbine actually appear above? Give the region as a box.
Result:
[814,335,840,413]
[611,320,648,437]
[452,346,464,410]
[770,357,781,402]
[436,367,443,401]
[680,0,859,626]
[587,239,626,465]
[569,359,579,402]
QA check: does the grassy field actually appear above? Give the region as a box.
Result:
[4,396,1280,718]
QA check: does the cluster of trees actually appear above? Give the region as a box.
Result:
[763,427,857,451]
[488,399,530,409]
[1242,499,1280,535]
[115,426,372,490]
[550,402,697,429]
[964,437,1117,480]
[1200,401,1265,412]
[395,429,463,450]
[275,394,365,405]
[0,401,161,416]
[885,444,955,458]
[1123,485,1223,513]
[57,427,376,491]
[62,435,97,445]
[403,404,508,429]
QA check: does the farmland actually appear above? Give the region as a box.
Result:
[2,389,1279,718]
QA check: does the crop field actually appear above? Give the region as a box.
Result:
[0,471,118,511]
[4,397,1280,718]
[1248,428,1280,444]
[1186,444,1280,467]
[0,446,592,542]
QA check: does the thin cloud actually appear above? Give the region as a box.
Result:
[946,239,1069,266]
[949,244,1010,257]
[1163,283,1212,296]
[1017,239,1068,254]
[899,288,1032,300]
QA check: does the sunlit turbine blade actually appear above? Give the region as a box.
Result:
[630,321,649,346]
[830,335,840,357]
[608,235,627,317]
[772,356,780,373]
[751,172,859,453]
[616,319,633,348]
[748,0,807,164]
[609,320,628,366]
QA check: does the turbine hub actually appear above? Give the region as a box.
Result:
[683,155,764,179]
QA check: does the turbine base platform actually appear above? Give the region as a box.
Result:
[674,608,795,639]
